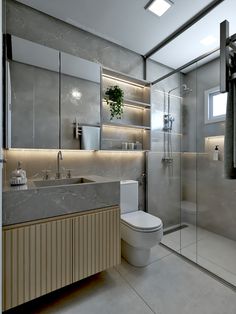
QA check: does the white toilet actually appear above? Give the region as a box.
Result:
[120,180,163,267]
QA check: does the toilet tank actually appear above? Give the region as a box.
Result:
[120,180,138,214]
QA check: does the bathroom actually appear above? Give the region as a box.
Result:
[1,0,236,313]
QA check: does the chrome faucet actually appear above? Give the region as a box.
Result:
[56,150,63,179]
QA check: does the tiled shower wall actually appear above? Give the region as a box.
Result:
[183,58,236,241]
[4,150,146,208]
[147,62,182,228]
[6,0,144,78]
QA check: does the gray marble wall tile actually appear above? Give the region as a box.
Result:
[103,77,146,102]
[197,152,236,241]
[10,61,60,148]
[4,150,146,210]
[181,153,197,202]
[151,133,181,153]
[183,59,222,153]
[102,105,149,127]
[146,58,173,82]
[11,61,35,148]
[6,0,143,78]
[182,68,197,153]
[183,59,236,241]
[147,152,181,228]
[101,126,145,150]
[147,71,182,227]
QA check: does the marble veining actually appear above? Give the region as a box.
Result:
[3,175,120,226]
[6,0,143,79]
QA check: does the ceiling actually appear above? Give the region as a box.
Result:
[16,0,236,70]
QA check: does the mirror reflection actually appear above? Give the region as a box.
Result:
[7,35,60,149]
[60,52,101,149]
[6,35,101,150]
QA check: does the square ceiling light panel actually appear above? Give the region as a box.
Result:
[200,35,217,46]
[146,0,174,17]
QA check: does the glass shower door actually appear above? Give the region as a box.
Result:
[179,62,198,263]
[147,62,198,262]
[147,71,183,255]
[195,57,236,287]
[147,50,236,287]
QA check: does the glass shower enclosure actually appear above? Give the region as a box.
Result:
[147,55,236,287]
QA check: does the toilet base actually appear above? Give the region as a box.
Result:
[121,240,151,267]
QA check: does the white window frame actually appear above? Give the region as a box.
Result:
[204,86,227,124]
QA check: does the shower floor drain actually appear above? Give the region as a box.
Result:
[164,224,188,235]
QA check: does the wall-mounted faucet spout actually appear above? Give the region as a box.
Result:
[56,150,63,179]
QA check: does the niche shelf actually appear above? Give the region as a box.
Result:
[123,98,151,109]
[102,67,150,87]
[102,122,150,130]
[101,68,151,151]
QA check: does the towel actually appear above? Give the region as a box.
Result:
[224,57,236,178]
[81,126,100,150]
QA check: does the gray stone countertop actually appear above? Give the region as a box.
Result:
[3,175,120,226]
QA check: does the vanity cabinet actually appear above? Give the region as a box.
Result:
[2,206,120,311]
[73,208,120,282]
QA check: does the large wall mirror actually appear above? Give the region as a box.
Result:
[5,35,101,150]
[60,52,101,149]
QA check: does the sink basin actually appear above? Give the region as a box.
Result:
[33,177,95,188]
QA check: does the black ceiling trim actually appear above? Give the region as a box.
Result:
[144,0,225,59]
[151,47,219,85]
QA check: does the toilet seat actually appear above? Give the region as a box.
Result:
[121,210,162,233]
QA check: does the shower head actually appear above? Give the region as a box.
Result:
[182,84,192,94]
[167,84,192,95]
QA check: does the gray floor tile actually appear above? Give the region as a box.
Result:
[162,224,236,284]
[7,250,236,314]
[181,246,236,286]
[9,268,154,314]
[116,244,172,277]
[117,254,236,314]
[196,233,236,275]
[149,244,172,264]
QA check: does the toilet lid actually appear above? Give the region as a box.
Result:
[121,211,162,231]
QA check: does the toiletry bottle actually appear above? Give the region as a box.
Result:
[213,145,219,161]
[135,141,142,150]
[122,142,128,150]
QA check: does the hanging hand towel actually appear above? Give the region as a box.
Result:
[224,60,236,178]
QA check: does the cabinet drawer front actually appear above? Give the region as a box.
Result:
[73,206,120,282]
[3,218,73,311]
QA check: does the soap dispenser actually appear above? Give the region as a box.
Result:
[10,161,27,186]
[213,145,219,161]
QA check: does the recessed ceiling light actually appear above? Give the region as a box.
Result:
[200,35,217,46]
[145,0,173,17]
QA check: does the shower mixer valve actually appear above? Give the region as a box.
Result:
[163,114,175,131]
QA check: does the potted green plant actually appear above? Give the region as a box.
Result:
[105,85,124,120]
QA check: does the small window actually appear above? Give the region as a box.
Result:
[205,87,227,123]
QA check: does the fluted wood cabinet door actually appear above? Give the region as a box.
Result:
[2,206,120,311]
[2,217,73,311]
[73,206,120,282]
